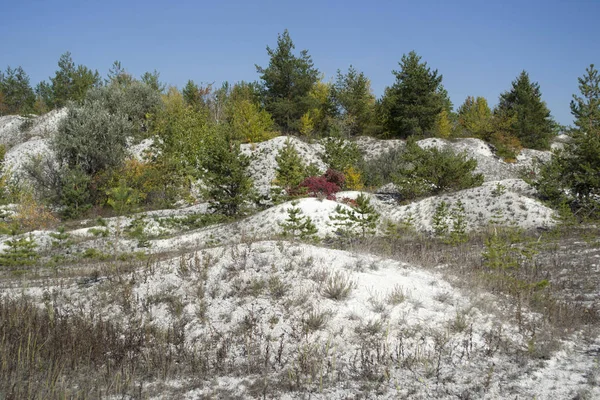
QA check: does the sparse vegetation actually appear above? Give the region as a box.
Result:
[0,27,598,400]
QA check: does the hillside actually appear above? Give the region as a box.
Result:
[0,112,598,399]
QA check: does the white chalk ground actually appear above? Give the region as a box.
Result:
[15,241,600,399]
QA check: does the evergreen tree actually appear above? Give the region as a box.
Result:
[46,52,101,108]
[71,65,101,103]
[379,51,444,138]
[34,81,54,113]
[256,30,320,132]
[106,60,134,87]
[330,193,380,238]
[274,139,308,195]
[182,80,203,108]
[571,64,600,134]
[141,70,166,93]
[51,52,77,108]
[0,232,39,268]
[202,126,254,216]
[536,64,600,218]
[496,71,554,150]
[0,66,35,115]
[280,202,318,240]
[331,66,377,135]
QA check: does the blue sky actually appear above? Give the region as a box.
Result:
[1,0,598,126]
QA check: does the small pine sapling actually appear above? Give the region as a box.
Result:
[448,200,468,244]
[0,231,39,268]
[279,202,319,241]
[432,201,450,237]
[330,193,380,238]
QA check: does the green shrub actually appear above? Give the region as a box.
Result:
[392,139,484,200]
[0,232,39,268]
[358,145,405,189]
[53,101,132,176]
[322,136,362,172]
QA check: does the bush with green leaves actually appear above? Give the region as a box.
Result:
[330,193,380,238]
[85,80,161,134]
[53,100,132,176]
[392,139,484,200]
[358,145,405,189]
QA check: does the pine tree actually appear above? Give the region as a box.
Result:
[330,193,379,238]
[449,199,468,244]
[0,66,35,115]
[496,71,554,150]
[274,139,308,195]
[141,70,166,93]
[182,80,203,108]
[536,64,600,218]
[256,30,320,132]
[202,126,253,216]
[432,201,450,237]
[279,202,318,240]
[379,51,444,138]
[51,52,76,108]
[106,60,134,87]
[46,52,101,108]
[331,66,377,135]
[0,232,39,268]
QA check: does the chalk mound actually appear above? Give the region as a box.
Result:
[241,136,326,196]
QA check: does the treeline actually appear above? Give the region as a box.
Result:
[0,30,598,222]
[3,31,558,154]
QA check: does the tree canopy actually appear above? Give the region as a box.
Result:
[379,51,444,138]
[256,29,320,133]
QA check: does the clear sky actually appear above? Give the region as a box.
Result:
[1,0,598,126]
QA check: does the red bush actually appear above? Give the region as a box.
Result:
[299,176,340,200]
[325,169,345,188]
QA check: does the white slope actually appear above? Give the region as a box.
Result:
[15,240,597,399]
[241,136,327,196]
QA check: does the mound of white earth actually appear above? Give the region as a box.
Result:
[387,179,555,233]
[241,136,326,196]
[354,135,404,160]
[16,241,598,399]
[4,138,52,178]
[341,178,556,233]
[25,108,67,138]
[0,115,26,147]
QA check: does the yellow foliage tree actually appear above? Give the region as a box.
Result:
[457,96,492,138]
[344,166,364,190]
[435,109,452,138]
[230,99,276,143]
[299,111,314,137]
[14,192,58,232]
